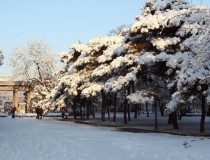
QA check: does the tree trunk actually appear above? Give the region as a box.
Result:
[159,100,164,116]
[168,113,173,124]
[37,63,42,80]
[107,108,110,119]
[154,103,158,130]
[113,93,117,122]
[123,89,128,124]
[131,81,136,119]
[146,102,149,117]
[134,104,138,119]
[101,90,106,121]
[106,94,110,120]
[127,104,131,121]
[138,104,140,116]
[89,96,95,118]
[172,111,179,129]
[200,96,206,133]
[73,98,77,119]
[127,86,131,121]
[178,107,183,120]
[124,99,127,124]
[36,63,44,86]
[207,105,210,116]
[80,98,83,119]
[92,104,95,118]
[83,99,86,119]
[86,98,90,120]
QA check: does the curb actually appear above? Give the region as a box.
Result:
[57,118,210,137]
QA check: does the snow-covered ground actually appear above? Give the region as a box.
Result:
[0,117,210,160]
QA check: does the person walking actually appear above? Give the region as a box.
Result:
[39,107,43,120]
[35,107,40,119]
[61,107,65,119]
[12,106,16,118]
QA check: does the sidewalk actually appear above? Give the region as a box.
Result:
[57,113,210,137]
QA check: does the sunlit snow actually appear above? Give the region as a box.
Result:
[0,117,210,160]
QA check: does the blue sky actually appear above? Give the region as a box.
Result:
[0,0,209,75]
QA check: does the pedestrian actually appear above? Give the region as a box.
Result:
[12,106,16,118]
[35,107,40,119]
[61,107,65,119]
[39,107,43,120]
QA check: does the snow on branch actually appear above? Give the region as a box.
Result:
[104,68,138,93]
[81,83,104,98]
[71,44,92,55]
[0,49,3,65]
[144,0,189,15]
[127,90,155,104]
[97,44,124,63]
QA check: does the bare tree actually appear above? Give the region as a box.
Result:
[10,40,57,86]
[0,49,3,66]
[10,40,58,110]
[108,24,129,36]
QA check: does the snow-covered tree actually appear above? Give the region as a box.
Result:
[108,24,129,36]
[10,40,57,111]
[10,40,56,83]
[45,36,127,118]
[47,0,210,131]
[130,0,210,130]
[0,49,3,66]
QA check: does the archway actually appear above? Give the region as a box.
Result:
[0,80,34,113]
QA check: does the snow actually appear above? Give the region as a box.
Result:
[135,52,156,65]
[151,37,181,51]
[131,14,165,33]
[71,44,92,55]
[81,83,103,97]
[127,90,155,104]
[88,36,123,49]
[144,0,190,13]
[0,113,8,117]
[0,117,210,160]
[166,91,181,111]
[104,76,127,93]
[92,64,110,77]
[97,44,124,63]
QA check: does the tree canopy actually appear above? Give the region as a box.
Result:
[44,0,210,116]
[0,49,3,66]
[10,40,56,83]
[10,40,57,111]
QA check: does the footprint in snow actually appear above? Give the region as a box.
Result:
[183,141,191,148]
